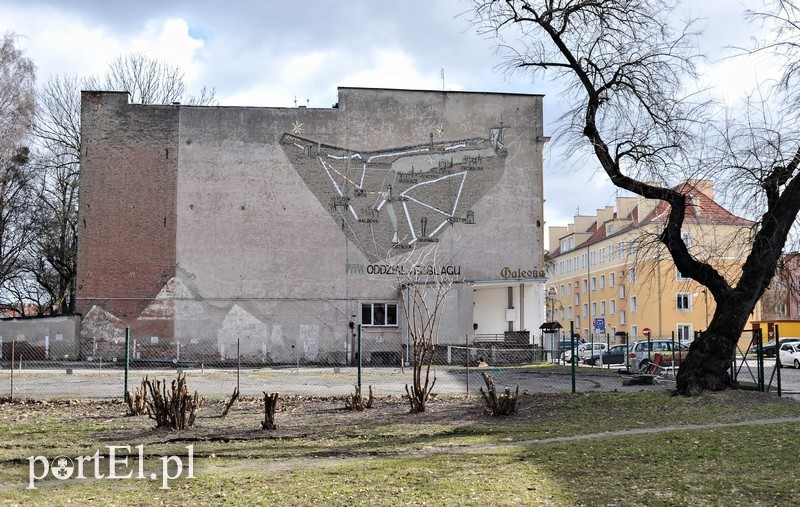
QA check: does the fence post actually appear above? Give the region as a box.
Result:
[237,337,241,394]
[570,321,576,394]
[357,324,362,392]
[776,325,782,397]
[465,334,469,396]
[124,327,130,402]
[671,332,676,377]
[756,328,764,392]
[10,340,14,401]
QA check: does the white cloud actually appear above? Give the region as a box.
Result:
[339,49,443,91]
[698,52,783,105]
[131,18,205,82]
[0,6,122,81]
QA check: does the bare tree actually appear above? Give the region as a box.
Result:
[0,33,36,312]
[0,32,35,155]
[0,147,36,313]
[22,55,216,314]
[394,246,457,412]
[30,75,81,313]
[471,1,800,394]
[86,52,216,105]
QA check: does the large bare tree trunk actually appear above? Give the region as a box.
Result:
[471,1,800,395]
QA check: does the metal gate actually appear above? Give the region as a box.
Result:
[733,327,785,396]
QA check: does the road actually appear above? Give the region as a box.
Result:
[2,359,798,400]
[0,364,669,400]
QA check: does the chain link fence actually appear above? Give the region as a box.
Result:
[0,332,678,401]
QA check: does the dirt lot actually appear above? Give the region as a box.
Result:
[4,387,800,506]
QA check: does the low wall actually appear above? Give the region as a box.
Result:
[0,315,81,361]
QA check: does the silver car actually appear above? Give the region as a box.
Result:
[628,340,689,370]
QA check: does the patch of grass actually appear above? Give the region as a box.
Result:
[3,451,565,506]
[519,423,800,506]
[1,390,799,505]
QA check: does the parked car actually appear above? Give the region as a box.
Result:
[749,337,800,358]
[628,339,689,370]
[778,341,800,368]
[556,340,574,355]
[562,342,607,362]
[584,344,627,366]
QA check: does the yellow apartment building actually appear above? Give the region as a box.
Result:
[546,180,754,345]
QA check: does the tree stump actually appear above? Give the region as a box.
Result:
[479,372,519,416]
[345,385,374,410]
[126,377,149,416]
[261,392,279,430]
[144,373,204,429]
[221,387,240,418]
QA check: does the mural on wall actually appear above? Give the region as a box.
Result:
[79,279,336,363]
[281,124,508,262]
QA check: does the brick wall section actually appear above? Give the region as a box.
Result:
[76,92,178,332]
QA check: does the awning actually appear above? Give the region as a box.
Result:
[539,321,563,332]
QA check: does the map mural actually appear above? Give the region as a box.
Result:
[281,125,508,261]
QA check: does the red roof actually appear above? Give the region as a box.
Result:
[550,181,754,255]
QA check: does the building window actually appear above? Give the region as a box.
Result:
[607,224,614,235]
[776,303,788,317]
[630,296,638,313]
[591,277,597,291]
[601,301,606,316]
[592,302,597,317]
[567,284,572,296]
[631,325,638,340]
[600,275,606,290]
[583,303,589,317]
[676,293,692,311]
[560,284,565,297]
[361,303,398,326]
[568,306,573,319]
[681,232,692,249]
[609,244,615,259]
[620,310,626,325]
[590,251,596,266]
[609,272,615,288]
[620,285,626,299]
[599,248,606,264]
[676,267,690,280]
[677,324,692,341]
[574,293,580,305]
[630,267,637,285]
[583,279,588,293]
[610,299,616,315]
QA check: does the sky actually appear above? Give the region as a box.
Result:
[0,0,776,248]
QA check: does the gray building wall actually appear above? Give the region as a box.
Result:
[78,87,546,364]
[0,316,81,361]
